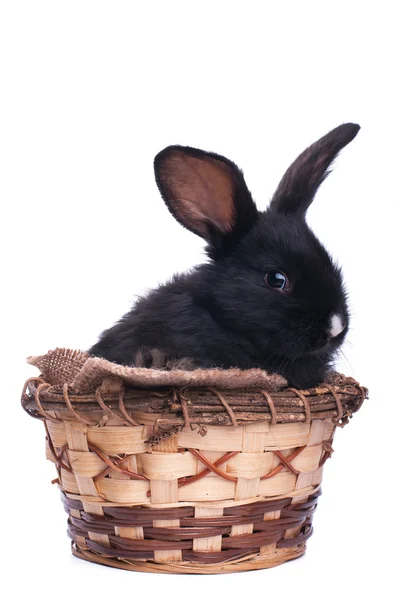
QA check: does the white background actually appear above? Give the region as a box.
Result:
[1,1,397,598]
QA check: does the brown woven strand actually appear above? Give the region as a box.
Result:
[259,390,278,425]
[209,388,238,426]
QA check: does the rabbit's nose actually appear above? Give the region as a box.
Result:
[328,314,345,338]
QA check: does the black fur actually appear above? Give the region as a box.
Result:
[90,123,360,388]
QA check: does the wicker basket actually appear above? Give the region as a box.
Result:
[21,348,367,574]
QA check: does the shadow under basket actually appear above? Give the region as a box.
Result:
[21,348,367,574]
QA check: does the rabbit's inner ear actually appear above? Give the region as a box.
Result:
[154,147,256,243]
[164,155,236,238]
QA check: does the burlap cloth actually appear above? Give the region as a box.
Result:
[28,348,288,394]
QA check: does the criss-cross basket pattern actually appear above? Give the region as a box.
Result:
[21,348,367,574]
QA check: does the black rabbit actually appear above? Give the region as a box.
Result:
[89,123,360,388]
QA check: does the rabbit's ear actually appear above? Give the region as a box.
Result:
[154,146,258,245]
[269,123,360,217]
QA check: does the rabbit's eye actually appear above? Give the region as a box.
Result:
[265,270,289,291]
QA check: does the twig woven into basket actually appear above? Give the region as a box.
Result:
[22,348,367,574]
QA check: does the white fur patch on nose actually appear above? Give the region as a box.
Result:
[329,314,345,338]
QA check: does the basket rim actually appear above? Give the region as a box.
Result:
[21,371,367,428]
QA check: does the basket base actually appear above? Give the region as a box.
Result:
[71,542,306,574]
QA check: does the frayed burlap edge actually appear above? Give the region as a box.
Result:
[28,348,288,393]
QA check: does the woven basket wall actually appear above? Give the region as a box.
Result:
[21,349,367,574]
